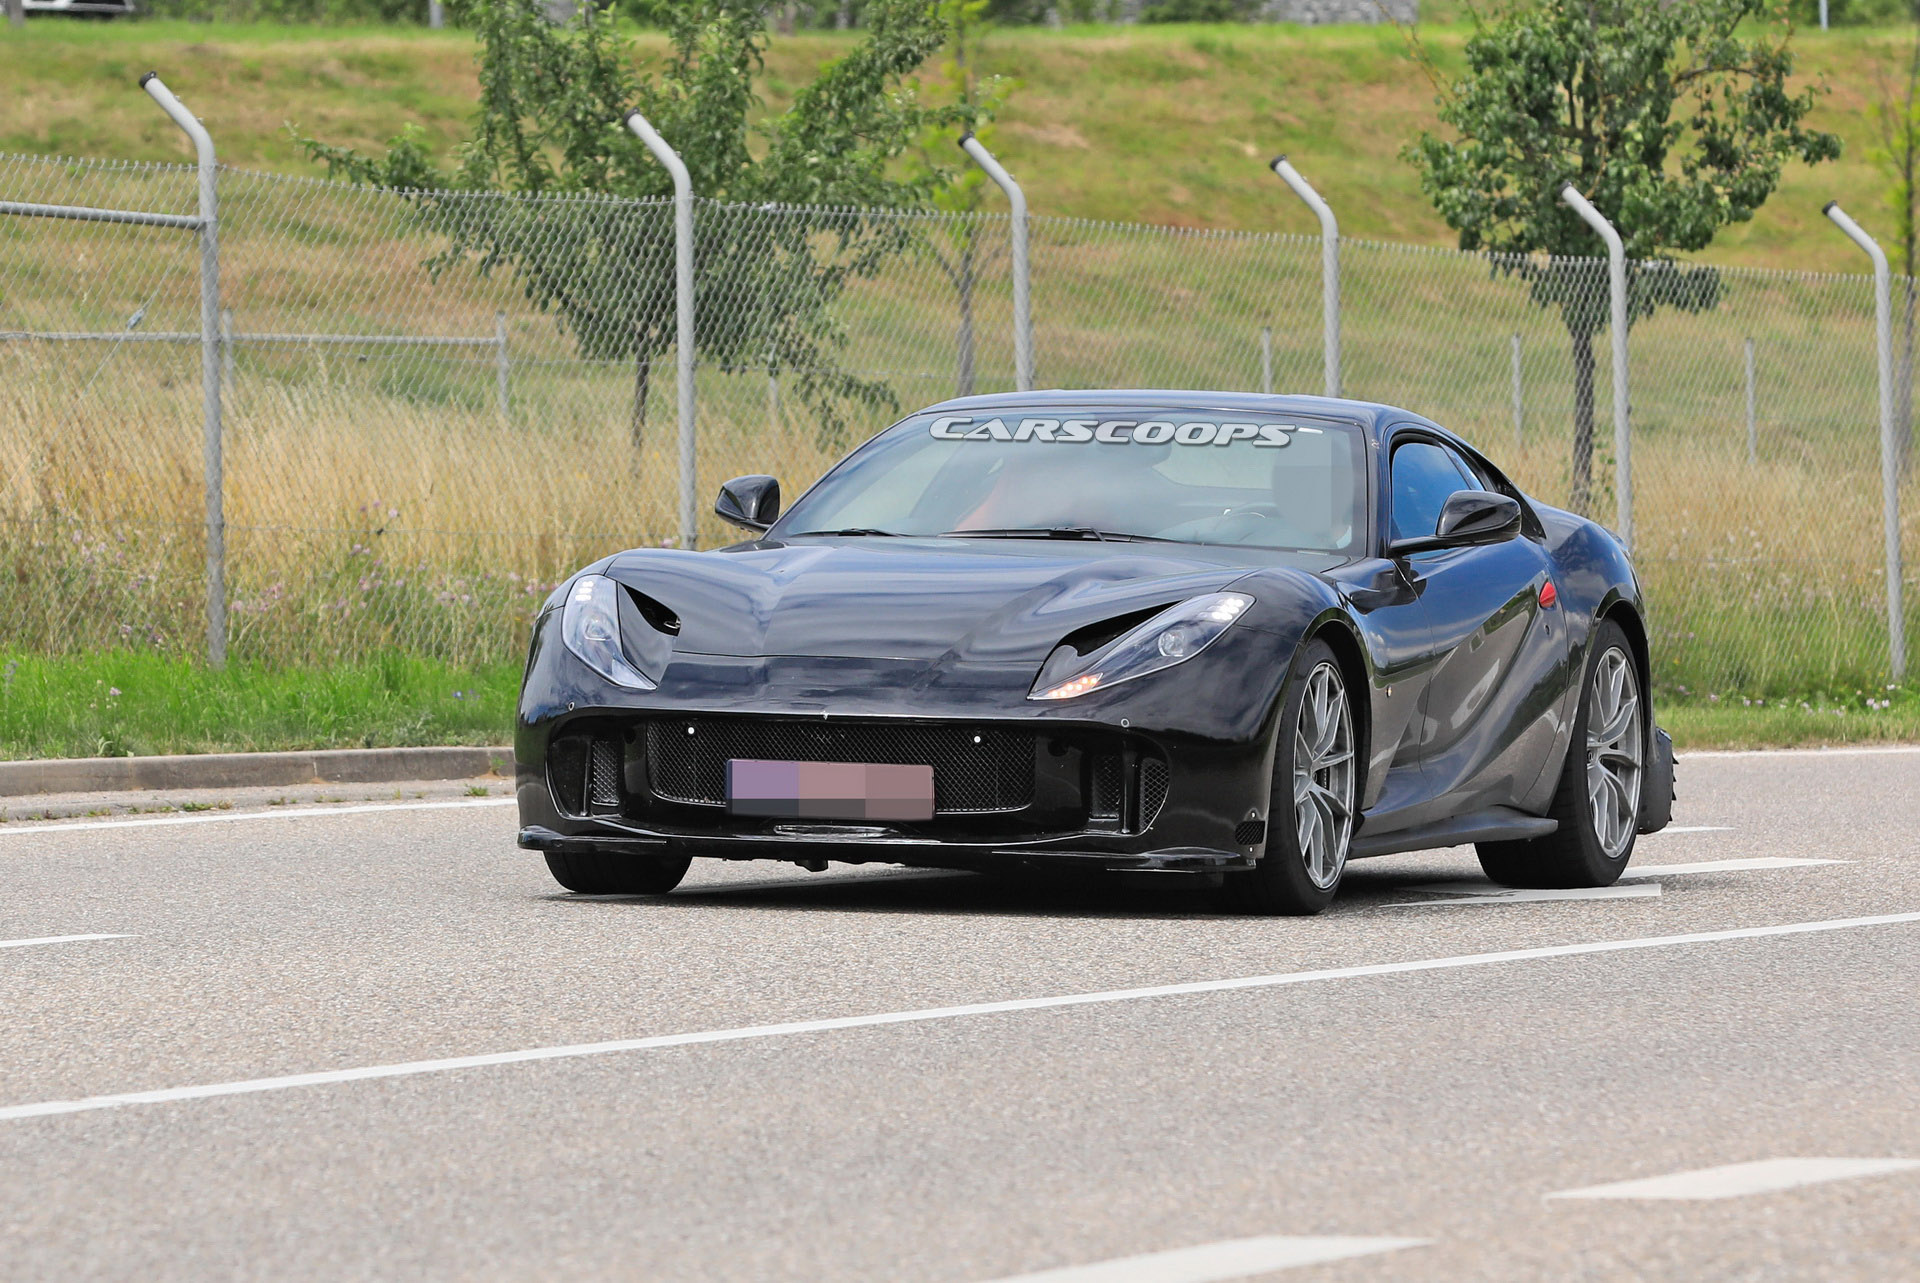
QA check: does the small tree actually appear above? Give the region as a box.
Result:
[1876,14,1920,466]
[1406,0,1839,511]
[303,0,986,453]
[911,0,1011,397]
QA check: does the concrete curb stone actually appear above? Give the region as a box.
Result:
[0,746,515,798]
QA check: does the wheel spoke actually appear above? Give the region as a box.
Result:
[1597,696,1639,749]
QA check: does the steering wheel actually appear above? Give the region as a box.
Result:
[1219,503,1280,522]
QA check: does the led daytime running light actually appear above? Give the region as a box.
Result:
[560,573,657,690]
[1030,592,1253,701]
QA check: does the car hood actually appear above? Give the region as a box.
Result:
[603,537,1275,664]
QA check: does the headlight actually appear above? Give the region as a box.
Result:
[1029,592,1253,701]
[561,574,656,690]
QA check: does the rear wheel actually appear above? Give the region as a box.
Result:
[1227,639,1355,916]
[543,850,692,895]
[1477,619,1643,888]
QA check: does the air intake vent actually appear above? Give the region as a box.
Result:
[1089,754,1124,820]
[1139,757,1170,831]
[1234,817,1267,847]
[548,733,589,815]
[588,737,623,808]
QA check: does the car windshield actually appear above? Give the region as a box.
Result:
[775,407,1367,553]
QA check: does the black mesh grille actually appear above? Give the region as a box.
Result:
[1140,757,1170,830]
[646,717,1035,814]
[588,738,623,807]
[1234,818,1267,846]
[1090,755,1123,820]
[548,734,589,815]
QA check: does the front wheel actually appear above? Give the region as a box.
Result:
[1477,619,1644,888]
[544,850,692,895]
[1226,639,1356,916]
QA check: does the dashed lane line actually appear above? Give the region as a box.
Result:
[0,797,515,838]
[1383,883,1662,909]
[3,910,1917,1125]
[1548,1158,1920,1201]
[1384,857,1843,908]
[983,1236,1429,1282]
[1619,857,1843,879]
[0,934,133,951]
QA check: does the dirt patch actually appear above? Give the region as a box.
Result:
[1008,121,1091,150]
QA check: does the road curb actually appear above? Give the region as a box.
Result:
[0,746,515,798]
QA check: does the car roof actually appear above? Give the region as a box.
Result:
[913,390,1427,444]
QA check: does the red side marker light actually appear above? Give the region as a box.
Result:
[1539,580,1558,609]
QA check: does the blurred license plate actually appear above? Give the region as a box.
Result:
[726,759,935,821]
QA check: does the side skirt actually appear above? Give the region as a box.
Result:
[1349,806,1557,859]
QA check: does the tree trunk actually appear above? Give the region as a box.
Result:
[836,1,850,29]
[1569,321,1596,515]
[1902,274,1915,475]
[776,2,796,34]
[631,353,651,464]
[955,236,976,398]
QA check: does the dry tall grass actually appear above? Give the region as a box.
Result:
[2,160,1913,691]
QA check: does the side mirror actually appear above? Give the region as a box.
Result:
[1392,490,1522,556]
[715,475,780,532]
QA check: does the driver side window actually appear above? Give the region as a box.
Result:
[1390,440,1473,543]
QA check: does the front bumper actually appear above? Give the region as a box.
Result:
[517,822,1255,875]
[516,612,1289,877]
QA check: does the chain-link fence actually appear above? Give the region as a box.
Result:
[3,149,1914,697]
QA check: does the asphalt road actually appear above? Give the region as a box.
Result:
[3,749,1918,1281]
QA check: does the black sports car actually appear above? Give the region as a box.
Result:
[517,391,1674,914]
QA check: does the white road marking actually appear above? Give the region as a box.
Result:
[0,934,132,951]
[2,910,1917,1125]
[1384,883,1661,908]
[1548,1158,1920,1201]
[984,1236,1428,1282]
[1619,857,1843,879]
[1649,825,1733,834]
[1387,856,1843,907]
[0,797,515,838]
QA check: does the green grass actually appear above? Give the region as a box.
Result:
[1,18,1913,271]
[0,650,517,759]
[0,649,1911,760]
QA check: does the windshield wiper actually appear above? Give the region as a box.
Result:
[941,526,1173,543]
[786,527,906,538]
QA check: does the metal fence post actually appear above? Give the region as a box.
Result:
[1270,157,1340,400]
[494,311,509,419]
[221,307,235,387]
[1259,326,1273,395]
[1745,337,1757,465]
[1511,333,1524,449]
[958,133,1031,393]
[1825,202,1906,682]
[142,72,226,668]
[1560,183,1632,552]
[624,110,697,551]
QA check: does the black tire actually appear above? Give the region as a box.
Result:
[544,850,692,895]
[1478,619,1644,889]
[1225,639,1357,916]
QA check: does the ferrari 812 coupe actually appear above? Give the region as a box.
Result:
[517,392,1673,914]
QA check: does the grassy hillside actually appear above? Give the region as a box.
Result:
[1,17,1912,273]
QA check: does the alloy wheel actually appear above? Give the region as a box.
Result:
[1292,661,1356,890]
[1586,646,1643,859]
